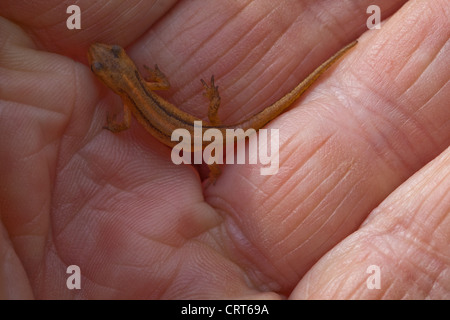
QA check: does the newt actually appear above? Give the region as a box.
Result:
[88,40,357,181]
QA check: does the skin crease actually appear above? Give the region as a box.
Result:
[0,0,449,300]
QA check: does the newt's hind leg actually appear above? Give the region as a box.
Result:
[201,75,221,126]
[143,64,171,90]
[207,163,222,185]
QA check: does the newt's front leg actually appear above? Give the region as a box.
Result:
[103,102,132,133]
[201,76,223,184]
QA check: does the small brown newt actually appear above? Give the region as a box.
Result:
[88,40,357,181]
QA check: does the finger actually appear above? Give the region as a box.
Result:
[0,17,85,265]
[0,223,34,299]
[128,0,408,121]
[292,146,450,299]
[207,0,449,293]
[0,0,178,59]
[0,17,119,287]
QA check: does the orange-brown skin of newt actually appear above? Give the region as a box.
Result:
[87,41,357,150]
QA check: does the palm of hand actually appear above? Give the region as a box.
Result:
[0,0,449,299]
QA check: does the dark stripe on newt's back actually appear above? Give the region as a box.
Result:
[134,70,199,128]
[134,70,244,131]
[121,90,172,140]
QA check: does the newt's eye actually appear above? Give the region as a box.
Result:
[91,61,104,72]
[111,45,122,58]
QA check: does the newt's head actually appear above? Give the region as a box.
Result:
[88,43,136,93]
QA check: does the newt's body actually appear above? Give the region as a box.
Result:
[87,41,357,180]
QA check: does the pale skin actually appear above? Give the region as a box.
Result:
[0,0,449,300]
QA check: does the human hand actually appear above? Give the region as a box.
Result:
[0,0,448,299]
